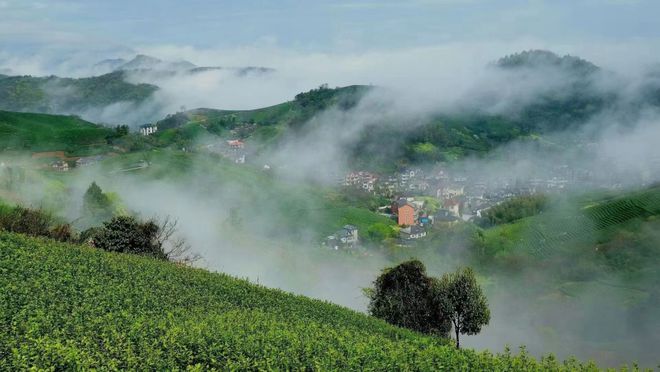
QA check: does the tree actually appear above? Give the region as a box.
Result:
[82,182,113,223]
[434,267,490,349]
[114,125,129,136]
[365,260,451,336]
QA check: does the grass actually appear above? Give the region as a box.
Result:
[0,110,113,156]
[480,186,660,260]
[0,231,606,370]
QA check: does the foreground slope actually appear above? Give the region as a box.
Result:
[0,232,601,370]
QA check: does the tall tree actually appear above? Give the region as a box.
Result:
[82,182,113,223]
[434,267,490,348]
[365,260,451,336]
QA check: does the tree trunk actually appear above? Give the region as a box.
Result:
[455,325,460,349]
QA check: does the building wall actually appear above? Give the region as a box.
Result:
[398,205,415,226]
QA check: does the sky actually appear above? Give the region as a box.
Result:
[2,0,660,112]
[2,0,660,53]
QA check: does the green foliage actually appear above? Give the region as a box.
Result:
[410,142,442,162]
[0,205,71,242]
[477,194,548,227]
[82,182,113,224]
[366,260,452,336]
[0,232,604,370]
[0,72,157,114]
[434,267,490,349]
[114,124,129,136]
[365,222,397,243]
[0,110,114,155]
[90,215,167,260]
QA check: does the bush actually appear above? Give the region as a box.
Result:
[49,224,74,242]
[89,215,196,263]
[476,194,548,227]
[365,223,396,243]
[91,216,167,260]
[0,206,73,242]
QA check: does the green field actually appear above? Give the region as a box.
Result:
[0,231,604,370]
[479,186,660,260]
[0,110,114,155]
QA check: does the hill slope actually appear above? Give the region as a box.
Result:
[0,72,157,116]
[0,232,601,370]
[0,110,114,155]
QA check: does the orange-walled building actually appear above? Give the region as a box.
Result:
[397,204,415,226]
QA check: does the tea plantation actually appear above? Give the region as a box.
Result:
[0,232,607,370]
[0,110,113,155]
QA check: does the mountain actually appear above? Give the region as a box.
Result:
[99,54,275,76]
[0,71,158,120]
[0,230,600,370]
[149,50,660,171]
[150,67,617,172]
[92,58,127,73]
[496,49,600,75]
[116,54,197,71]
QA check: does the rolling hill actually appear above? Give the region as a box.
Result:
[150,50,658,171]
[0,71,157,116]
[0,231,601,370]
[95,54,274,76]
[0,110,115,155]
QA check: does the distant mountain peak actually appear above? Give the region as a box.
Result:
[116,54,197,72]
[497,50,599,74]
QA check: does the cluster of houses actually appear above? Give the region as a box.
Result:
[338,161,646,227]
[205,139,247,164]
[342,171,379,192]
[389,196,461,244]
[49,155,107,172]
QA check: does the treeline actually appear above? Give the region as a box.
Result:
[476,194,548,227]
[0,72,157,113]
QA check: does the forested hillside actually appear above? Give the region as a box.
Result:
[0,71,157,115]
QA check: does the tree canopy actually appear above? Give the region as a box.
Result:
[434,267,490,348]
[366,260,452,337]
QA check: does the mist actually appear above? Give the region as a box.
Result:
[2,44,660,368]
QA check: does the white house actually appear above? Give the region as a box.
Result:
[140,124,158,136]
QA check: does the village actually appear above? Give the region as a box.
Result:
[324,157,660,249]
[7,121,659,253]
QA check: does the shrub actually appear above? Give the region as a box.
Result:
[49,224,74,242]
[0,206,73,242]
[92,215,167,260]
[89,215,197,263]
[0,205,51,236]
